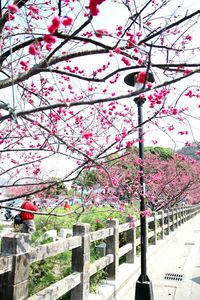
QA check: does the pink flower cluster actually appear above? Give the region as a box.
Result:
[121,56,131,66]
[48,16,61,34]
[8,4,19,13]
[29,44,39,56]
[87,0,106,16]
[33,168,40,175]
[137,71,147,84]
[42,15,74,48]
[95,29,109,38]
[140,210,151,217]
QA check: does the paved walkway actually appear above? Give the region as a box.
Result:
[131,213,200,300]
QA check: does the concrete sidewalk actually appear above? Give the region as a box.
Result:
[132,213,200,300]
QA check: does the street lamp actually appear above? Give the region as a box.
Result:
[124,71,154,300]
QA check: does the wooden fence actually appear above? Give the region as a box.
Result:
[0,205,200,300]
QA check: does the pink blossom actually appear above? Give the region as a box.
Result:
[140,210,151,217]
[185,35,192,41]
[63,17,73,26]
[121,56,131,66]
[8,4,19,13]
[146,21,152,26]
[118,205,125,212]
[168,125,174,131]
[11,159,19,164]
[87,0,106,16]
[137,71,147,84]
[178,131,188,135]
[45,43,52,51]
[114,48,121,54]
[20,60,29,70]
[147,82,153,88]
[5,12,15,20]
[126,141,134,148]
[138,58,143,65]
[183,69,192,75]
[172,108,178,115]
[43,35,57,43]
[83,132,93,139]
[29,5,39,14]
[111,176,119,186]
[52,15,61,27]
[29,44,39,56]
[136,31,142,37]
[95,29,109,38]
[152,140,158,144]
[115,134,121,142]
[33,168,40,175]
[185,90,193,98]
[48,24,57,34]
[47,16,61,33]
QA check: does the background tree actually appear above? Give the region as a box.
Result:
[0,0,200,212]
[95,147,200,210]
[73,169,98,188]
[178,141,200,160]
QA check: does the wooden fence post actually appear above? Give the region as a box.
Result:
[71,223,90,300]
[179,207,182,224]
[175,208,179,227]
[159,210,164,240]
[164,209,170,235]
[178,207,182,226]
[0,233,31,300]
[185,206,188,221]
[126,217,136,263]
[183,205,186,222]
[153,212,157,245]
[106,219,119,280]
[171,209,175,231]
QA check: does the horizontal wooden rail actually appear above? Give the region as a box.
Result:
[31,236,82,263]
[119,243,133,258]
[89,254,114,277]
[90,227,113,242]
[27,272,81,300]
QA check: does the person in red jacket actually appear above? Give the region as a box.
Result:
[21,196,38,233]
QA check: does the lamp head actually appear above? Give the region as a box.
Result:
[124,71,155,87]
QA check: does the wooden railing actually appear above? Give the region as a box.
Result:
[0,205,200,300]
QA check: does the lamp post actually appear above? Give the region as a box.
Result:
[124,71,154,300]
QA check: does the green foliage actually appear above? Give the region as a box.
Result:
[34,205,138,233]
[79,206,137,231]
[29,250,71,297]
[145,146,174,160]
[46,177,68,197]
[90,269,107,293]
[73,169,98,188]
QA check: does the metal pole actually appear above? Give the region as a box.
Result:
[123,71,155,300]
[136,97,147,280]
[134,97,154,300]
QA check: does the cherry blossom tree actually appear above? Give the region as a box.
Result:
[0,0,200,210]
[91,148,200,210]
